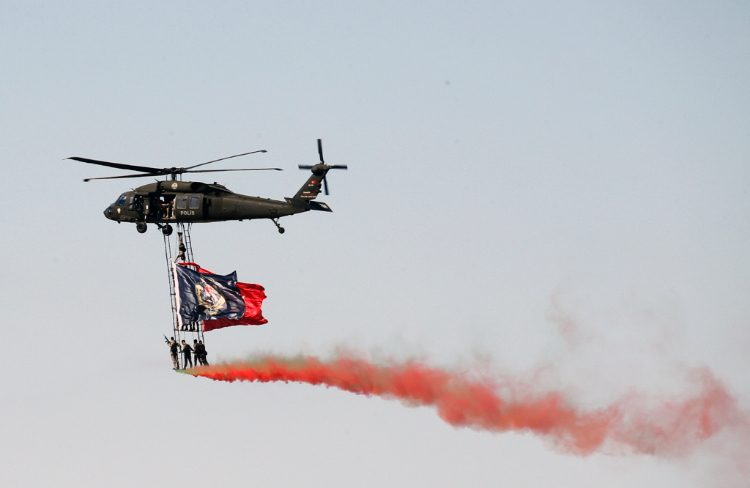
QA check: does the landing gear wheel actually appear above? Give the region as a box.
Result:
[272,218,285,234]
[162,224,173,236]
[278,227,285,234]
[136,222,147,234]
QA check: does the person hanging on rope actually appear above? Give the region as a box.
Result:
[193,340,203,366]
[181,340,194,369]
[166,336,180,370]
[197,341,209,366]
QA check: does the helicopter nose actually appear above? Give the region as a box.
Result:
[104,206,113,220]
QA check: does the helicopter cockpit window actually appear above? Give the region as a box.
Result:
[116,194,128,206]
[189,196,200,209]
[176,196,188,210]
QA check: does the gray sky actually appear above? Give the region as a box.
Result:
[1,1,749,487]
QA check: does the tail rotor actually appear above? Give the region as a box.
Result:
[298,139,347,195]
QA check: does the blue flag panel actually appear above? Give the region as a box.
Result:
[173,264,246,325]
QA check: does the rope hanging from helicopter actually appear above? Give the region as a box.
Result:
[163,222,204,346]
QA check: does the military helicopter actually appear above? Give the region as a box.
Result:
[69,140,347,235]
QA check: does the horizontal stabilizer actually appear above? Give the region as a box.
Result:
[308,201,332,212]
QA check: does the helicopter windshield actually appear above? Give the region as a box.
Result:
[115,194,128,206]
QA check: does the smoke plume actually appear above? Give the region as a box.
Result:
[184,353,746,457]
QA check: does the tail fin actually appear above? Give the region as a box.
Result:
[290,173,325,204]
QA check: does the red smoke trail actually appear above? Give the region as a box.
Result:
[185,353,745,456]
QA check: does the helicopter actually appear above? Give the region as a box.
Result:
[69,140,347,235]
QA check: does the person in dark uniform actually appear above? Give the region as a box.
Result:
[181,340,194,369]
[193,340,199,365]
[168,337,180,370]
[197,341,209,366]
[193,341,204,366]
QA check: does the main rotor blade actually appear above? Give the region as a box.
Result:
[68,157,163,174]
[185,168,282,174]
[83,172,160,182]
[185,149,267,170]
[323,176,329,195]
[317,139,324,164]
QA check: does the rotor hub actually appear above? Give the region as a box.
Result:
[311,163,328,176]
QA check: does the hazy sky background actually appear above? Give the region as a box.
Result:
[1,1,749,487]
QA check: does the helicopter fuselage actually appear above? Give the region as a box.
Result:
[104,180,323,228]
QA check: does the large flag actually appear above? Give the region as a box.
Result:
[172,263,246,328]
[177,263,268,331]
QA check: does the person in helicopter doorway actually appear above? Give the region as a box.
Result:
[152,196,173,220]
[168,337,180,370]
[181,340,193,369]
